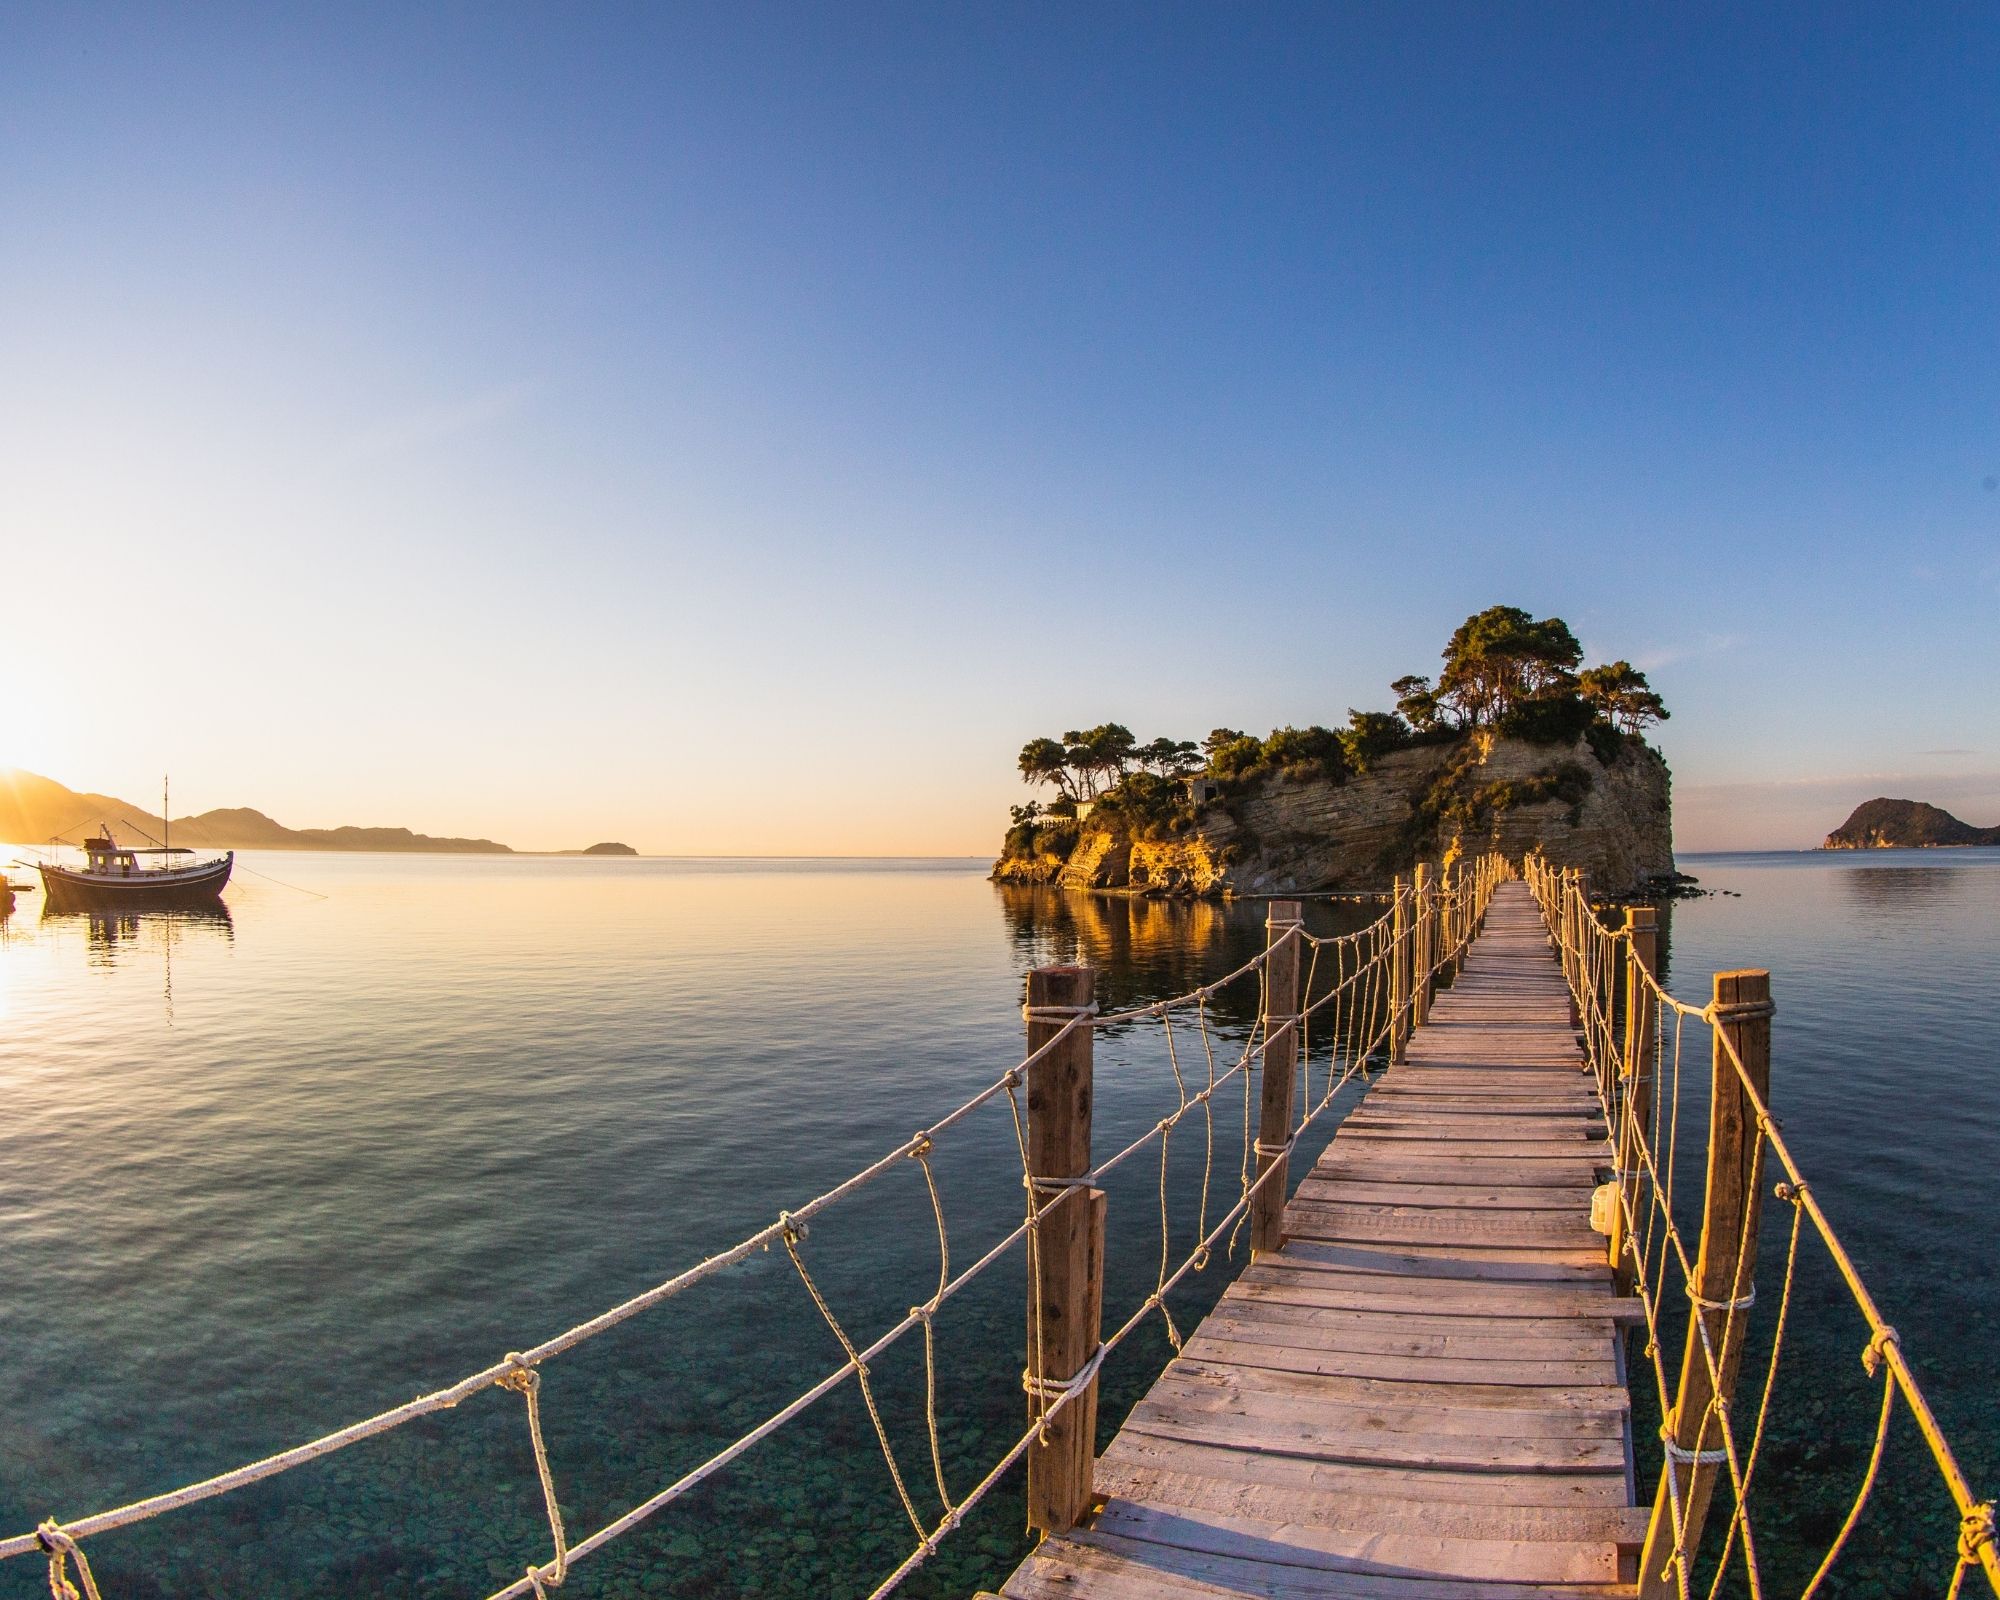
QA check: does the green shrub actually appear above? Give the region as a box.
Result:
[1261,724,1349,781]
[1207,735,1265,779]
[1584,720,1627,766]
[1094,771,1191,841]
[1495,693,1596,746]
[1340,710,1414,773]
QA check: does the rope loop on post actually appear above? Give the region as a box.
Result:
[1660,1433,1731,1468]
[35,1521,101,1600]
[1252,1137,1293,1160]
[1021,1001,1099,1024]
[1021,1345,1107,1410]
[1704,997,1776,1025]
[1687,1284,1756,1314]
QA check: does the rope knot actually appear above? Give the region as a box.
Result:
[36,1520,101,1600]
[497,1352,539,1396]
[907,1133,934,1161]
[1775,1180,1807,1204]
[779,1210,809,1247]
[1961,1503,1996,1561]
[1863,1325,1900,1377]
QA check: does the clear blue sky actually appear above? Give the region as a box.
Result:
[3,5,1994,851]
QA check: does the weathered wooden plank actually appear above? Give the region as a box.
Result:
[1197,1304,1613,1361]
[1159,1357,1632,1416]
[1295,1178,1595,1210]
[1121,1402,1627,1473]
[1090,1499,1623,1584]
[1311,1156,1611,1189]
[1098,1429,1635,1507]
[1005,1532,1635,1599]
[1179,1334,1618,1388]
[1140,1364,1629,1437]
[1095,1450,1649,1546]
[1284,1202,1598,1247]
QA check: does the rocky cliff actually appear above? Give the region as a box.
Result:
[993,732,1673,896]
[1822,798,2000,849]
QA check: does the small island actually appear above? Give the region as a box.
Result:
[579,842,639,856]
[995,606,1677,897]
[1822,798,2000,849]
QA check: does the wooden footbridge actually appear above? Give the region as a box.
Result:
[1001,880,1650,1596]
[7,858,1995,1600]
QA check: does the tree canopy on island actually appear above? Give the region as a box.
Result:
[1013,606,1667,824]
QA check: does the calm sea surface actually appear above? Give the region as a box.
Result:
[1,848,1995,1598]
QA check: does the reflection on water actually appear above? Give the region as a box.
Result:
[1835,862,1969,923]
[24,902,235,1024]
[994,886,1384,1023]
[53,902,237,957]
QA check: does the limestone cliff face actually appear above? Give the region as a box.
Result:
[994,734,1673,897]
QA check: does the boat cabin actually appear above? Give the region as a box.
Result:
[81,833,190,877]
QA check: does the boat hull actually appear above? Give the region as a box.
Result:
[39,853,234,911]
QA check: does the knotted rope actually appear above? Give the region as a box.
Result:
[496,1354,568,1594]
[36,1523,101,1600]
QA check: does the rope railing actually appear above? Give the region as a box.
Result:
[5,855,1513,1600]
[1523,853,2000,1600]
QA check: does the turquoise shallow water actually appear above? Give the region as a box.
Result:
[0,848,1995,1597]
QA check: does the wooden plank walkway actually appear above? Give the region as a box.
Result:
[998,880,1642,1598]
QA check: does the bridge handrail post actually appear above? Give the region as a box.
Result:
[1445,860,1463,978]
[1252,899,1303,1256]
[1611,906,1658,1293]
[1562,868,1583,1028]
[1412,862,1432,1028]
[1023,963,1104,1536]
[1637,967,1773,1599]
[1389,877,1410,1063]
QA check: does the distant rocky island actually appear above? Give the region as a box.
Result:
[1823,798,2000,850]
[0,767,512,854]
[577,842,638,856]
[995,607,1677,897]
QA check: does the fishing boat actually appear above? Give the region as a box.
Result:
[37,830,233,911]
[35,780,232,911]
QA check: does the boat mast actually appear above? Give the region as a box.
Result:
[164,775,170,854]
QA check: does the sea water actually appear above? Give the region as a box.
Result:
[0,849,1994,1597]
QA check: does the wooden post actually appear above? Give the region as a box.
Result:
[1412,862,1432,1028]
[1562,869,1582,1029]
[1252,900,1303,1256]
[1436,862,1454,982]
[1637,969,1774,1599]
[1610,906,1658,1294]
[1023,964,1103,1536]
[1390,877,1410,1064]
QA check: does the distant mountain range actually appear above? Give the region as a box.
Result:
[0,767,512,854]
[1823,797,2000,850]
